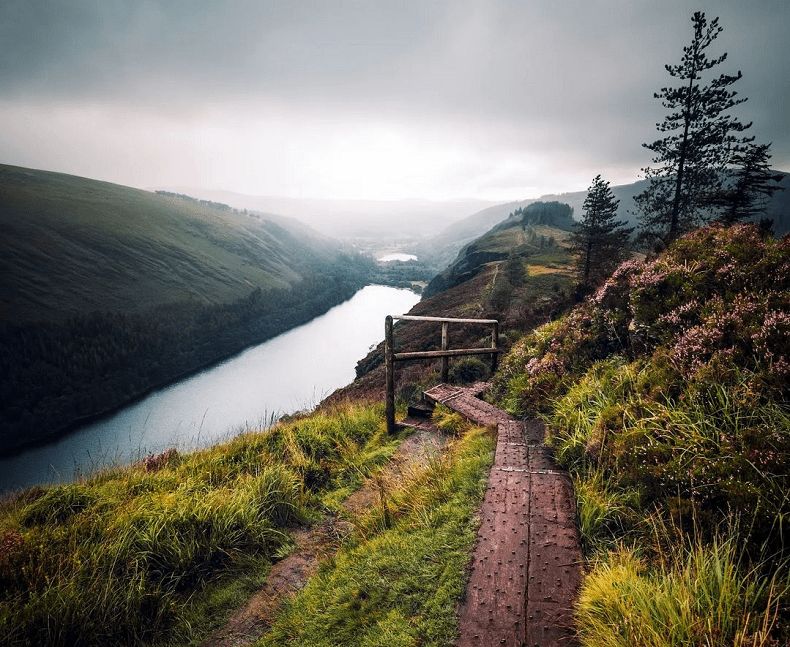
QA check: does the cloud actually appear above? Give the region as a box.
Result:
[1,0,788,202]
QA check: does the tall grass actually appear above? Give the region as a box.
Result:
[0,401,391,646]
[577,532,789,647]
[258,424,497,647]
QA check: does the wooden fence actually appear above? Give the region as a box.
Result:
[384,315,499,433]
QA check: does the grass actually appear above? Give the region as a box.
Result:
[257,420,496,647]
[0,401,398,647]
[576,532,789,647]
[488,224,790,643]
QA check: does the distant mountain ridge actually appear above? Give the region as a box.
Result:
[415,173,790,274]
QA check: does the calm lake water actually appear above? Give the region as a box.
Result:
[0,285,420,493]
[378,253,418,262]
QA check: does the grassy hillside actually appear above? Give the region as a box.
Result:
[422,201,575,299]
[0,400,495,647]
[0,164,357,324]
[337,219,577,407]
[0,165,375,453]
[491,222,790,644]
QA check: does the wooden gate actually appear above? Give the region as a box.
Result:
[384,315,499,433]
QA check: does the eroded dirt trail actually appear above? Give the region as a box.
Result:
[199,428,448,647]
[424,384,581,647]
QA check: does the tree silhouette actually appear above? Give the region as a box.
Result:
[709,143,785,224]
[570,175,633,288]
[635,12,753,244]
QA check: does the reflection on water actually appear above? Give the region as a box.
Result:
[0,285,420,492]
[377,253,418,262]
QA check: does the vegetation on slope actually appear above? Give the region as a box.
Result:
[491,223,790,644]
[342,220,576,405]
[0,402,396,646]
[422,201,574,299]
[0,401,494,647]
[0,165,375,453]
[259,411,495,647]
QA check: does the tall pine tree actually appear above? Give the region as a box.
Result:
[635,12,752,245]
[570,175,633,288]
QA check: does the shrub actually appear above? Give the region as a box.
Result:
[448,357,489,384]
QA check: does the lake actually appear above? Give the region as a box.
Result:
[0,285,420,493]
[378,253,418,262]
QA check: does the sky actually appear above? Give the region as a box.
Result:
[2,0,789,203]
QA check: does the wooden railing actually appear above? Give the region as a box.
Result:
[384,315,499,433]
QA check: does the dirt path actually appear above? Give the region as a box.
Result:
[199,427,449,647]
[201,383,581,647]
[424,383,581,647]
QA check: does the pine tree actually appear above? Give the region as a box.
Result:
[709,142,785,224]
[635,12,752,244]
[570,175,633,287]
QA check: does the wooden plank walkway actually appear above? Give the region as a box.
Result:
[423,384,581,647]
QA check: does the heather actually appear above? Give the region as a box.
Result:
[492,223,790,643]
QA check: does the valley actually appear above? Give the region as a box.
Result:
[1,162,789,647]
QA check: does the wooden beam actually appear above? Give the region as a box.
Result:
[385,315,395,434]
[441,321,449,382]
[393,347,498,361]
[393,315,499,324]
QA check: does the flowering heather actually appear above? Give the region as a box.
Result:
[495,223,790,413]
[492,222,790,563]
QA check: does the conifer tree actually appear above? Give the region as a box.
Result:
[570,175,633,287]
[635,12,752,244]
[710,143,785,224]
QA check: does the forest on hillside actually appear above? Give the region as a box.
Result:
[0,257,373,455]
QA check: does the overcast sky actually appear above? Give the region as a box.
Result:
[2,0,788,202]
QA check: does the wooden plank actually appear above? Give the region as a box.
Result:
[424,384,514,426]
[430,388,581,647]
[393,315,499,324]
[394,347,498,361]
[385,315,395,434]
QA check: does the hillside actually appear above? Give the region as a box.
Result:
[0,165,375,454]
[411,198,542,272]
[490,222,790,643]
[422,201,575,298]
[334,209,578,406]
[0,165,366,324]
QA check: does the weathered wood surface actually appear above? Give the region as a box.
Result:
[385,316,499,433]
[421,384,581,647]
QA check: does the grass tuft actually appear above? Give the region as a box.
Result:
[258,425,496,647]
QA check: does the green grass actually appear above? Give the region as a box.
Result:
[488,224,790,642]
[0,401,396,647]
[576,533,789,647]
[257,423,496,647]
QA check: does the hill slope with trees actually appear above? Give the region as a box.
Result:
[491,222,790,643]
[0,165,375,454]
[422,201,575,299]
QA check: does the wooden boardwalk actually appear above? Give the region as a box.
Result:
[422,384,581,647]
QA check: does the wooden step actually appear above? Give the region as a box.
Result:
[424,383,515,426]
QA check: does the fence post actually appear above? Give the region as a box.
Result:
[385,315,395,434]
[491,321,499,375]
[441,321,449,382]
